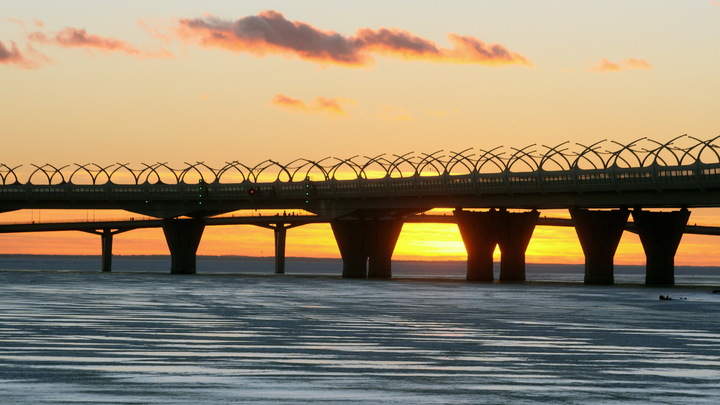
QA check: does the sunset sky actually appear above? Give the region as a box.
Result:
[2,1,720,266]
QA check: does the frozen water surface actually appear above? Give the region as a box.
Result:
[0,258,719,404]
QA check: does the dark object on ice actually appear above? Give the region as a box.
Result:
[712,289,720,294]
[659,294,687,300]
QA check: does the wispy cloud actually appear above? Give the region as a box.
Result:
[587,58,652,73]
[5,18,44,28]
[29,27,171,58]
[376,105,413,122]
[138,19,173,45]
[271,94,353,116]
[0,40,48,69]
[6,18,25,27]
[177,10,532,68]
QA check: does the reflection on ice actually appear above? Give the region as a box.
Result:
[0,269,719,404]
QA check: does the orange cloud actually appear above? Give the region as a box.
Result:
[587,57,652,73]
[178,10,531,67]
[271,94,352,116]
[0,40,26,66]
[178,11,363,66]
[29,27,171,58]
[355,28,531,66]
[0,40,48,69]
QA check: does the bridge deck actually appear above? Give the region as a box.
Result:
[2,162,720,217]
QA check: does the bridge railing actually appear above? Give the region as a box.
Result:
[4,136,720,185]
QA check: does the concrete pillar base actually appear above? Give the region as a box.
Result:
[101,229,113,272]
[455,209,539,282]
[274,226,288,275]
[331,219,403,279]
[570,208,629,285]
[454,210,497,281]
[84,228,131,272]
[632,208,690,285]
[498,210,539,282]
[162,218,206,275]
[331,220,368,278]
[368,220,404,279]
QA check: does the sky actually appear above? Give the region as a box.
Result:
[1,1,720,265]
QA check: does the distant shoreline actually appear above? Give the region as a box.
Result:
[0,253,718,270]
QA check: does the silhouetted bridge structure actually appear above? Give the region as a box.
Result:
[2,135,720,285]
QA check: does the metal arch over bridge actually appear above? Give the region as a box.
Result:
[1,134,720,285]
[2,134,720,185]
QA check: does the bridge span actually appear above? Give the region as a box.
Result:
[2,136,720,285]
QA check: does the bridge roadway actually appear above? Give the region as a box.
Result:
[2,163,720,219]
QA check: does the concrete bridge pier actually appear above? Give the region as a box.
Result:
[83,228,130,272]
[100,229,113,272]
[454,209,499,281]
[330,220,367,278]
[161,218,206,275]
[273,225,288,275]
[497,210,540,282]
[632,208,690,285]
[367,220,404,279]
[570,208,629,285]
[330,219,404,279]
[454,209,539,282]
[254,221,296,274]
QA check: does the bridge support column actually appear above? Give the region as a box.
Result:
[84,228,131,272]
[632,208,690,285]
[367,220,404,279]
[331,220,368,278]
[330,219,403,279]
[498,210,539,282]
[274,225,288,275]
[570,208,629,285]
[162,218,206,275]
[454,209,538,282]
[101,229,113,272]
[455,210,499,281]
[256,222,298,275]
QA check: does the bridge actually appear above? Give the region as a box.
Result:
[2,135,720,285]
